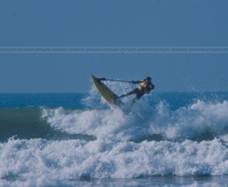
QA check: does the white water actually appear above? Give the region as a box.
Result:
[0,137,227,186]
[0,87,228,186]
[42,99,228,141]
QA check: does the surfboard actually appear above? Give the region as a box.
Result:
[91,75,122,106]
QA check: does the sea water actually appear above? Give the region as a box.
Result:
[0,89,228,186]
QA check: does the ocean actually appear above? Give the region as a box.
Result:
[0,88,228,186]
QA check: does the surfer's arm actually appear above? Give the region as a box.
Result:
[131,80,143,84]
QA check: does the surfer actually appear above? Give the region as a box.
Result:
[98,76,155,101]
[119,76,155,100]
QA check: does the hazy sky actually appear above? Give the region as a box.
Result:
[0,0,228,92]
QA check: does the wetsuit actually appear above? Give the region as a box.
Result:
[120,79,155,100]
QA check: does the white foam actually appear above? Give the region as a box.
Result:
[42,107,132,141]
[2,87,228,185]
[148,100,228,140]
[42,99,228,142]
[0,138,227,186]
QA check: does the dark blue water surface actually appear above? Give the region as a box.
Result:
[0,93,84,109]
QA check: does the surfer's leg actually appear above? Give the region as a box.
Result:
[133,89,144,100]
[97,77,106,81]
[119,89,137,98]
[136,93,144,100]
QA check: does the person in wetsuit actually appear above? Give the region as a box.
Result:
[119,76,155,100]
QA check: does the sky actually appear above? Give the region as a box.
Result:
[0,0,228,93]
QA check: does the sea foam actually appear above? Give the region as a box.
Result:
[1,88,228,186]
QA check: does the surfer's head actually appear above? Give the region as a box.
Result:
[145,76,152,82]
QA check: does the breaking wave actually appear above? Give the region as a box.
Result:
[0,89,228,186]
[42,99,228,142]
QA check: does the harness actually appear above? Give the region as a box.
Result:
[138,81,153,93]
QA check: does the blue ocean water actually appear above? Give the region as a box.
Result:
[0,90,228,186]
